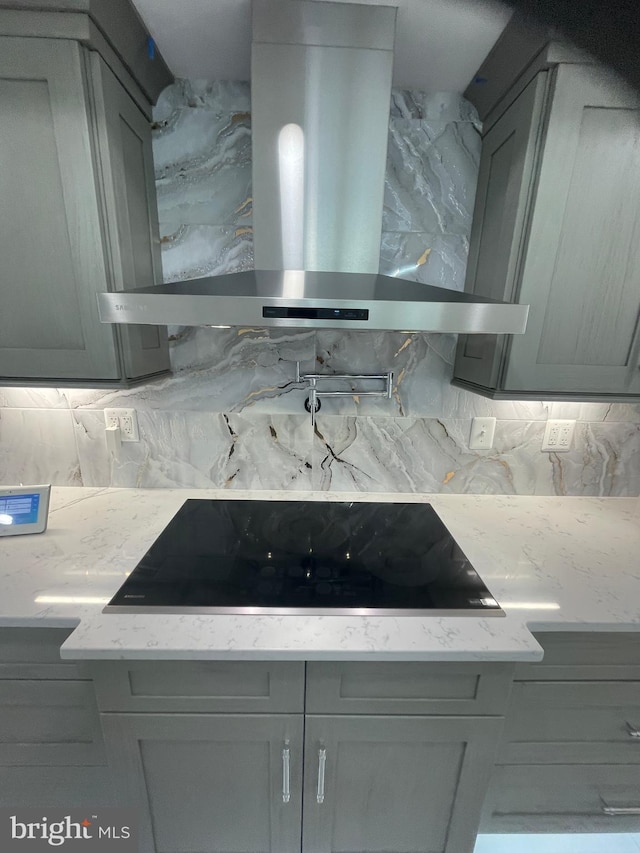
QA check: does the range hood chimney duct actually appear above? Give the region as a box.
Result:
[251,0,396,273]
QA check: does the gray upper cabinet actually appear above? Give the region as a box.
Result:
[455,58,640,400]
[87,52,169,381]
[0,37,118,382]
[0,26,170,386]
[453,72,548,390]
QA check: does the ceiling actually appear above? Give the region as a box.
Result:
[131,0,512,92]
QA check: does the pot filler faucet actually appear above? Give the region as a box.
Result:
[295,362,393,426]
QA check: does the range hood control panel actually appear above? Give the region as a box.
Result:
[263,306,369,321]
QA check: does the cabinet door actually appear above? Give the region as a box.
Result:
[101,713,303,853]
[0,37,119,381]
[505,63,640,394]
[454,72,549,389]
[88,52,170,380]
[302,715,502,853]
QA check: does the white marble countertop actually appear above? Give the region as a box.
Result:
[0,487,638,661]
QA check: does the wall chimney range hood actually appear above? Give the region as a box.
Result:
[98,270,528,334]
[98,0,529,336]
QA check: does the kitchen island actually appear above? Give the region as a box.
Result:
[0,487,638,659]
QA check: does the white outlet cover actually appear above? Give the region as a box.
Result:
[104,409,120,431]
[542,419,575,452]
[104,408,139,442]
[469,417,496,450]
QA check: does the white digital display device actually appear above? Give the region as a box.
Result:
[0,485,51,536]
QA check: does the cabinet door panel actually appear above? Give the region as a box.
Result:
[0,766,116,809]
[454,72,548,388]
[88,53,169,380]
[498,680,640,764]
[302,715,502,853]
[306,661,513,716]
[0,36,119,380]
[92,660,304,713]
[514,632,640,681]
[0,680,106,766]
[101,713,303,853]
[483,764,640,832]
[0,626,80,679]
[505,64,640,394]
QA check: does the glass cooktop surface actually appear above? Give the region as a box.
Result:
[105,499,503,616]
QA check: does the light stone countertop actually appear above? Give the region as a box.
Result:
[0,487,638,661]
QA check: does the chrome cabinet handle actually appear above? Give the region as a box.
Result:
[316,747,327,804]
[626,722,640,738]
[282,743,290,803]
[602,806,640,816]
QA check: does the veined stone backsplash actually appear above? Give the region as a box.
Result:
[1,81,639,495]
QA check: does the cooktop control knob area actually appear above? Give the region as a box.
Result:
[104,499,503,616]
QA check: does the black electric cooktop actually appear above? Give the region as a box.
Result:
[105,500,503,616]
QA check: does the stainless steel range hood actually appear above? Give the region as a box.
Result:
[98,270,529,334]
[98,0,528,335]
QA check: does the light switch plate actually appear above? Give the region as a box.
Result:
[469,417,496,450]
[542,419,575,452]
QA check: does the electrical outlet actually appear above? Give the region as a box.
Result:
[469,417,496,450]
[104,410,120,431]
[542,419,575,452]
[104,408,139,442]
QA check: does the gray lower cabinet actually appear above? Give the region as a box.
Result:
[302,714,503,853]
[100,713,305,853]
[454,59,640,400]
[484,764,640,833]
[93,660,511,853]
[0,34,169,386]
[0,627,115,808]
[100,710,502,853]
[481,632,640,833]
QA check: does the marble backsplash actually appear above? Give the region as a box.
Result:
[1,82,639,496]
[1,403,639,495]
